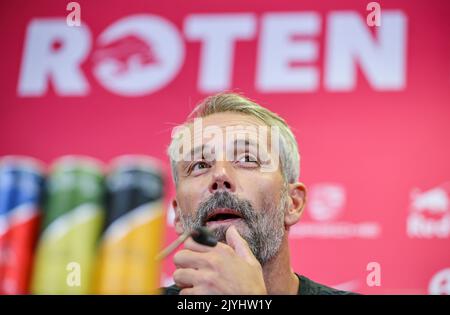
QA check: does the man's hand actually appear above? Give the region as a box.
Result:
[173,225,267,295]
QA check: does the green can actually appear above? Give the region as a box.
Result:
[31,156,105,294]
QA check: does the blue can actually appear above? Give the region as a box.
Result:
[0,156,45,294]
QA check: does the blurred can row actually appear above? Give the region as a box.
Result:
[0,155,166,294]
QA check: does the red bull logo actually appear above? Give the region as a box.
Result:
[407,183,450,239]
[92,35,159,76]
[290,183,381,239]
[307,183,346,222]
[429,268,450,295]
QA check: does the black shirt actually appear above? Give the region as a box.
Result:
[161,273,356,295]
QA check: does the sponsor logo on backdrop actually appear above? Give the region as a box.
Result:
[407,183,450,239]
[18,11,407,97]
[91,15,184,96]
[428,268,450,295]
[290,183,381,239]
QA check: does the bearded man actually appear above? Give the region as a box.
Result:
[162,92,354,295]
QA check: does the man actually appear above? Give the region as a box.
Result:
[162,92,355,295]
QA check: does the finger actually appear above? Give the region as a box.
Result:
[173,268,199,288]
[184,236,215,252]
[174,249,212,269]
[225,225,255,263]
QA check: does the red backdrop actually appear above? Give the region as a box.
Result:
[1,0,449,294]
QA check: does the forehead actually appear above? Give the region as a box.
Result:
[185,112,271,150]
[172,112,275,158]
[196,112,266,130]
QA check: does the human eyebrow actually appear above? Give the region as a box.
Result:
[183,144,206,162]
[225,139,256,161]
[231,139,257,151]
[233,138,265,155]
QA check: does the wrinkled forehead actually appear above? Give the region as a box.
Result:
[191,112,268,133]
[171,113,281,163]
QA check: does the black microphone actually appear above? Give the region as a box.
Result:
[191,227,218,247]
[155,226,218,260]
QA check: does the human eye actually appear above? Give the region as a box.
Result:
[236,153,260,167]
[189,161,211,175]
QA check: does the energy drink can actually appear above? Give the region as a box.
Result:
[0,156,44,294]
[31,156,104,294]
[95,155,165,294]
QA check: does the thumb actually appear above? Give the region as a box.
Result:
[226,225,255,263]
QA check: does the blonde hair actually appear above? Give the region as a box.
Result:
[167,92,300,184]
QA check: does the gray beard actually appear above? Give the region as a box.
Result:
[178,188,288,265]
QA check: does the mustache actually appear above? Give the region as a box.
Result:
[196,191,255,226]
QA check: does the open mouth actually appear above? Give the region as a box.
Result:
[204,208,243,226]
